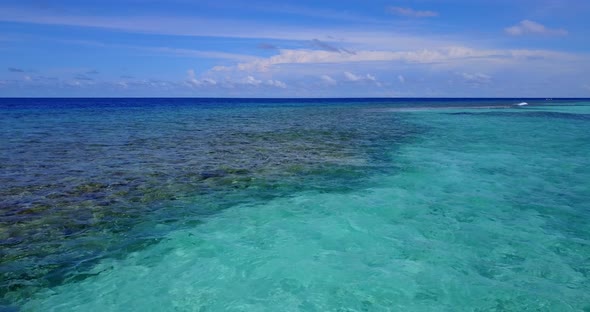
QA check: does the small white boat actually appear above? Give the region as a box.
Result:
[516,102,528,106]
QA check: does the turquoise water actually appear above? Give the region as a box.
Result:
[1,99,590,311]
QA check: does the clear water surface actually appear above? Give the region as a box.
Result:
[1,98,589,311]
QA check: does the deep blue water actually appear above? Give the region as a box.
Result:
[1,97,587,109]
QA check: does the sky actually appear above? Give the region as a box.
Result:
[0,0,589,97]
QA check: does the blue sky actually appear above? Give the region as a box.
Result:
[1,0,589,97]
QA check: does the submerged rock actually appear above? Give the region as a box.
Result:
[199,170,227,180]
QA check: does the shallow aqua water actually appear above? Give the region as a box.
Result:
[2,99,590,311]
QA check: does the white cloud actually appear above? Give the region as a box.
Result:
[344,71,362,81]
[201,78,217,85]
[213,47,576,73]
[237,76,286,88]
[505,20,567,36]
[320,75,337,85]
[187,69,217,87]
[243,75,262,86]
[343,72,381,86]
[388,7,438,18]
[398,75,405,83]
[266,79,287,88]
[187,71,286,89]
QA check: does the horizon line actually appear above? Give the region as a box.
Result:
[1,97,587,100]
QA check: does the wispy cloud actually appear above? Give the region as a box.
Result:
[505,20,567,36]
[309,39,355,54]
[187,69,217,87]
[460,72,492,85]
[343,71,380,86]
[212,46,577,72]
[257,43,278,50]
[310,39,341,52]
[387,7,438,18]
[245,3,382,24]
[398,75,405,83]
[243,76,263,86]
[50,37,261,62]
[151,47,259,61]
[344,71,362,81]
[320,75,337,85]
[241,76,287,88]
[8,67,25,73]
[0,6,455,49]
[266,79,287,88]
[75,74,94,81]
[115,79,175,90]
[0,7,333,41]
[187,69,286,89]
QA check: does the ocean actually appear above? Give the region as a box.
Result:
[1,98,589,311]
